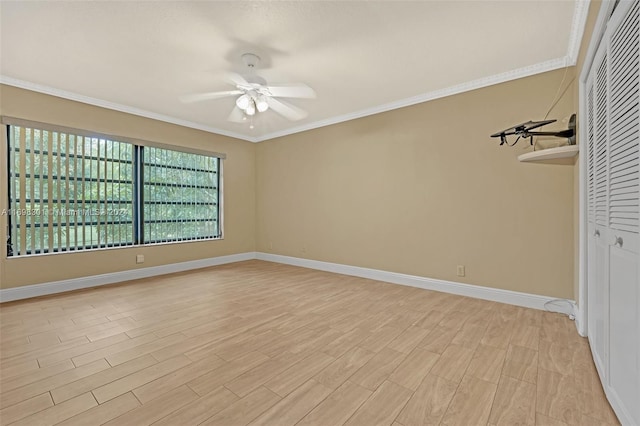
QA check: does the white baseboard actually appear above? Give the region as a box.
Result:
[574,306,587,337]
[2,251,573,314]
[256,252,572,311]
[0,252,256,303]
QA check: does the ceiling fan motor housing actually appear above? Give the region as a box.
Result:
[241,53,261,68]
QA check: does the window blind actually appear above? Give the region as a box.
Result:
[4,118,223,257]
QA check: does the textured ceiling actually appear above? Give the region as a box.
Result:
[0,1,587,142]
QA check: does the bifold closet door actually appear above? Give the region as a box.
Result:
[586,32,610,381]
[585,1,639,424]
[606,0,639,423]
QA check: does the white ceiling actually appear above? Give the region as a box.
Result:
[0,1,588,143]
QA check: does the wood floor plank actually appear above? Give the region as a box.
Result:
[488,376,536,426]
[359,326,403,353]
[538,340,575,376]
[0,261,617,426]
[2,336,90,365]
[264,351,335,397]
[102,385,198,426]
[314,346,375,389]
[321,328,371,358]
[437,309,468,330]
[297,380,372,426]
[350,347,407,391]
[580,387,620,425]
[510,324,540,350]
[441,375,497,426]
[503,344,538,384]
[465,344,506,384]
[536,412,570,425]
[37,333,131,367]
[344,380,413,426]
[70,333,157,367]
[0,359,110,409]
[225,351,306,398]
[213,330,282,362]
[418,326,458,354]
[388,347,440,391]
[199,387,281,426]
[105,332,188,366]
[133,353,227,403]
[386,326,431,354]
[1,359,76,392]
[428,344,474,383]
[481,321,514,350]
[397,374,458,426]
[56,392,140,426]
[91,355,192,403]
[187,351,270,397]
[0,392,53,425]
[51,354,157,404]
[413,309,447,330]
[153,386,238,426]
[451,322,486,349]
[248,379,332,426]
[536,368,581,425]
[10,392,97,426]
[0,357,40,380]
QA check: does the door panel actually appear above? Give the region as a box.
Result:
[608,246,639,423]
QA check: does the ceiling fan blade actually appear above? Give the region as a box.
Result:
[264,84,316,99]
[227,106,246,123]
[266,97,308,121]
[225,72,251,88]
[181,90,243,103]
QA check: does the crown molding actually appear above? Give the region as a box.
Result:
[2,19,584,146]
[567,0,592,65]
[0,76,258,143]
[254,56,569,142]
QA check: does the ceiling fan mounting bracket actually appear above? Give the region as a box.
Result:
[241,53,261,69]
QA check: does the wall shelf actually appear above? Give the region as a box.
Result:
[518,145,579,163]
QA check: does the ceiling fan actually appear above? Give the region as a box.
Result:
[181,53,316,125]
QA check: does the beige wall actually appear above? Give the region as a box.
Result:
[2,4,603,298]
[0,85,256,288]
[256,68,577,299]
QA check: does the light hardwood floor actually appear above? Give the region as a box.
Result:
[0,260,619,426]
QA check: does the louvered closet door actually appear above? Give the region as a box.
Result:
[585,1,640,424]
[587,39,610,376]
[607,0,639,423]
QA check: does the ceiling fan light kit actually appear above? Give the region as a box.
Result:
[181,52,316,126]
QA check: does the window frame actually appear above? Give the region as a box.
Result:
[2,116,225,258]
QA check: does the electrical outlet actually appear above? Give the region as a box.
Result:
[456,265,465,277]
[269,241,273,250]
[136,254,144,264]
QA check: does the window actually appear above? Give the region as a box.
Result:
[143,146,220,244]
[4,119,223,257]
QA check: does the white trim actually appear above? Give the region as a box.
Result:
[1,0,590,145]
[254,57,569,142]
[567,0,593,65]
[256,253,572,311]
[4,55,570,144]
[2,250,575,312]
[577,0,611,338]
[579,1,616,82]
[0,76,257,143]
[0,252,255,303]
[577,67,588,337]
